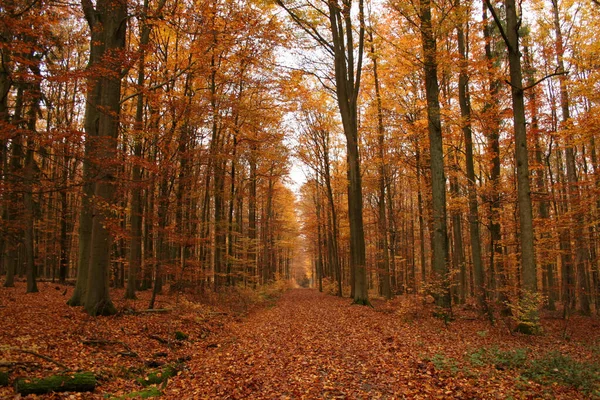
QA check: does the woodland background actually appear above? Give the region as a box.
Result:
[0,0,599,322]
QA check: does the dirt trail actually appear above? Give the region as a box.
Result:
[164,289,482,399]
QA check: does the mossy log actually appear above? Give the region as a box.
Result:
[0,371,9,386]
[15,372,96,395]
[137,365,177,387]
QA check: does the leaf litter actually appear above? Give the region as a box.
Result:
[1,283,599,399]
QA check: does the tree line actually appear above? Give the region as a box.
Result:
[291,0,600,325]
[1,0,599,324]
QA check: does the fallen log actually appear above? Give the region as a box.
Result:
[148,334,168,345]
[14,372,96,395]
[125,308,171,315]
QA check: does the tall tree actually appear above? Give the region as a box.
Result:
[455,0,488,316]
[277,0,369,304]
[419,0,451,310]
[80,0,128,316]
[485,0,537,294]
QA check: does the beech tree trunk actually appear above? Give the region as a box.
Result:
[24,61,41,294]
[81,0,127,316]
[501,0,537,293]
[370,29,391,300]
[420,0,450,310]
[68,0,104,307]
[456,7,487,315]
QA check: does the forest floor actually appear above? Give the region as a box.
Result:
[1,283,600,399]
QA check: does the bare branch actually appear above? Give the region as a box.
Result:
[484,0,512,53]
[504,69,568,92]
[276,0,335,56]
[17,349,71,371]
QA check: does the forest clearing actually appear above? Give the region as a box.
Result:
[1,284,600,399]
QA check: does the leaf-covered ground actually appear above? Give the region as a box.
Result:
[1,283,600,399]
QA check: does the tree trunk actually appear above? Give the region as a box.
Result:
[315,177,323,292]
[126,0,154,300]
[523,42,556,311]
[420,0,450,310]
[321,132,342,296]
[496,0,537,293]
[68,0,104,306]
[456,8,487,315]
[370,28,391,300]
[82,0,127,316]
[327,0,368,305]
[24,64,41,293]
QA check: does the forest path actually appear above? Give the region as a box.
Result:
[164,289,481,399]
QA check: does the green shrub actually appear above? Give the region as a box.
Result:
[510,291,543,335]
[468,347,528,370]
[428,353,460,374]
[522,352,600,396]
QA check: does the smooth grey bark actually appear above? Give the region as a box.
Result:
[328,0,368,305]
[315,177,324,292]
[24,60,42,294]
[68,0,103,306]
[455,6,487,315]
[0,24,14,288]
[369,28,391,300]
[420,0,451,309]
[4,83,24,288]
[126,0,154,300]
[248,143,257,287]
[415,142,427,287]
[486,0,537,295]
[82,0,127,316]
[523,42,556,311]
[319,126,342,296]
[449,161,465,304]
[481,4,507,307]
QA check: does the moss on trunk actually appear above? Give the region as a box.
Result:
[15,372,96,395]
[0,371,9,386]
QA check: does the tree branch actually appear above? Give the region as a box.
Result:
[276,0,335,56]
[120,65,193,105]
[504,69,567,92]
[17,349,71,371]
[80,0,97,28]
[484,0,512,53]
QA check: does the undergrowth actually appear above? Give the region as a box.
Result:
[464,347,600,396]
[423,346,600,396]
